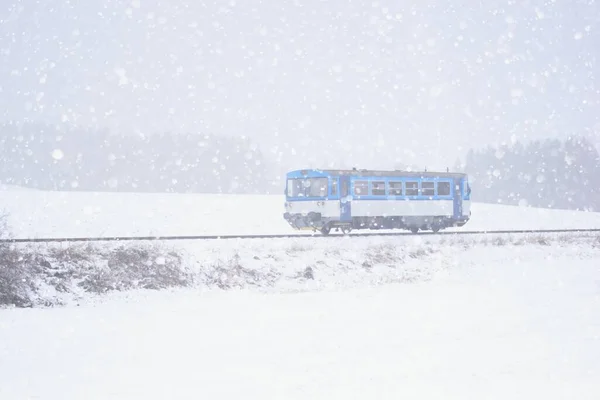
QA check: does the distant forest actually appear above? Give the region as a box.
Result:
[1,123,600,212]
[461,136,600,212]
[0,123,276,194]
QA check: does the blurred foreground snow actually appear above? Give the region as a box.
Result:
[1,233,599,399]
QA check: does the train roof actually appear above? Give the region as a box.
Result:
[287,168,468,179]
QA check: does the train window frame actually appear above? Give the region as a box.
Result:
[341,179,349,196]
[286,179,296,197]
[353,180,368,196]
[330,178,338,196]
[388,181,403,196]
[437,181,451,196]
[371,180,386,196]
[405,181,418,196]
[421,181,435,197]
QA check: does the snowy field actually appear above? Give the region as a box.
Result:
[1,233,600,399]
[2,186,600,238]
[1,187,600,398]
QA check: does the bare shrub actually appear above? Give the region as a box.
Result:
[286,242,313,254]
[364,243,400,266]
[0,211,38,307]
[490,236,507,246]
[79,244,192,294]
[1,223,193,307]
[530,235,550,246]
[510,236,526,246]
[205,253,281,289]
[553,234,578,246]
[451,235,473,250]
[0,244,41,307]
[48,243,96,264]
[407,247,435,259]
[302,266,314,280]
[324,247,341,257]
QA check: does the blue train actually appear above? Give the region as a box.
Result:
[283,168,471,234]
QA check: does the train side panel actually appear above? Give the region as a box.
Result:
[350,199,453,217]
[284,200,340,218]
[462,200,471,217]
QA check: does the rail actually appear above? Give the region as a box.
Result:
[1,228,599,243]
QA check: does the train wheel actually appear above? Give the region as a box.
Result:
[431,225,440,233]
[341,226,352,235]
[320,225,331,235]
[410,227,419,234]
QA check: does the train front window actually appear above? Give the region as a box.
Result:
[287,178,328,198]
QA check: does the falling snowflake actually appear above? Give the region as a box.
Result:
[51,149,64,160]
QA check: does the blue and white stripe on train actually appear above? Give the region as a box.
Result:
[283,168,471,234]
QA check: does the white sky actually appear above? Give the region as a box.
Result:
[1,0,599,170]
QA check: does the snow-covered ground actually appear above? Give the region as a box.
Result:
[1,233,600,399]
[2,188,600,238]
[1,188,600,398]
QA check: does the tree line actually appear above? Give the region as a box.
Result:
[462,136,600,211]
[1,122,599,212]
[0,122,275,194]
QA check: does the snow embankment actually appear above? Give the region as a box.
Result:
[2,232,599,308]
[3,190,600,239]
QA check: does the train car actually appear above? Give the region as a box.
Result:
[283,168,471,234]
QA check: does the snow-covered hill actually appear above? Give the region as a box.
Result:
[1,190,599,398]
[2,190,600,238]
[0,183,39,192]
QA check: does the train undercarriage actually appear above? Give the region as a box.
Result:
[283,212,470,235]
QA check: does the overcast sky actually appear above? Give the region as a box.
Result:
[1,0,599,170]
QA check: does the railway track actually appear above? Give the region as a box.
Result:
[2,228,600,243]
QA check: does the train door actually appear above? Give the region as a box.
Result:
[453,178,463,219]
[339,175,352,222]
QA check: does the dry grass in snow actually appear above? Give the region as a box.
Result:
[1,231,599,308]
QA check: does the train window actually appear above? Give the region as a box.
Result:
[405,181,418,196]
[287,179,303,197]
[330,179,338,196]
[388,181,403,195]
[354,180,368,196]
[286,178,327,197]
[437,181,450,196]
[371,181,385,195]
[308,178,328,197]
[421,181,435,196]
